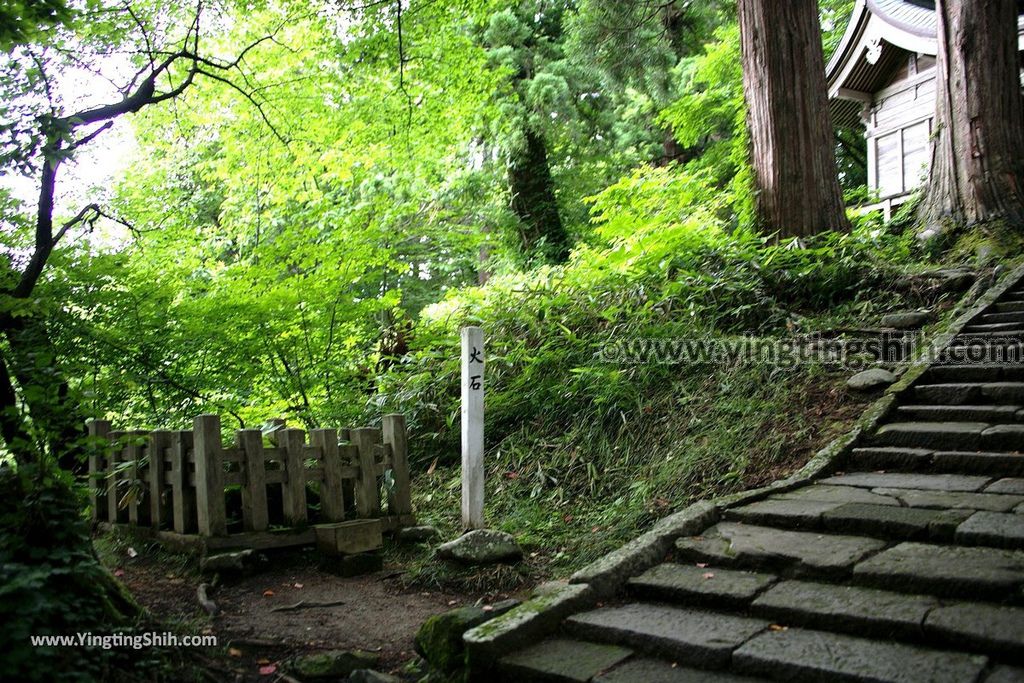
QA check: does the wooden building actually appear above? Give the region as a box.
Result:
[826,0,1024,219]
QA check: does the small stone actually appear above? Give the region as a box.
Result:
[290,650,379,680]
[436,529,522,565]
[348,670,401,683]
[500,638,632,683]
[199,549,255,574]
[416,600,519,673]
[881,311,932,329]
[847,368,898,391]
[396,525,442,543]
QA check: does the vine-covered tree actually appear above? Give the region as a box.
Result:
[737,0,851,237]
[919,0,1024,231]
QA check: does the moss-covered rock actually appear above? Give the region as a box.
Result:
[290,650,379,679]
[414,600,519,674]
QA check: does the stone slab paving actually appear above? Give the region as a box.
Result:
[819,472,993,492]
[923,602,1024,656]
[955,511,1024,549]
[628,563,776,607]
[775,484,900,506]
[984,666,1024,683]
[821,502,972,541]
[853,542,1024,599]
[565,604,768,669]
[725,499,843,528]
[930,451,1024,476]
[594,659,768,683]
[499,638,633,682]
[732,628,988,683]
[986,478,1024,494]
[871,421,989,450]
[674,523,886,576]
[871,487,1024,512]
[749,581,937,639]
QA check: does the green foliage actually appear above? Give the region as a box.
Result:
[0,465,144,682]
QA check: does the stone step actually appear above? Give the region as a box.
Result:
[725,499,972,543]
[564,603,769,669]
[499,638,634,682]
[848,447,1024,477]
[733,627,988,683]
[853,541,1024,600]
[962,322,1024,334]
[994,301,1024,313]
[628,563,777,609]
[674,523,885,578]
[594,658,767,683]
[914,383,1024,405]
[818,471,993,492]
[955,511,1024,549]
[868,421,990,450]
[895,404,1023,423]
[975,311,1024,324]
[921,365,1024,383]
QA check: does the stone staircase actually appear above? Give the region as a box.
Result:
[493,275,1024,682]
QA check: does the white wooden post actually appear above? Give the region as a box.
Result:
[461,326,485,530]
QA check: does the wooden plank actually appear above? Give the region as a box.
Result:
[382,414,412,517]
[280,428,308,525]
[87,420,111,522]
[193,415,227,536]
[169,430,196,533]
[311,428,345,522]
[351,428,381,518]
[238,429,269,532]
[108,431,126,523]
[148,431,171,529]
[125,432,143,526]
[204,528,317,552]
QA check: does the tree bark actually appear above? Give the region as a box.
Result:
[508,128,570,263]
[737,0,852,237]
[920,0,1024,230]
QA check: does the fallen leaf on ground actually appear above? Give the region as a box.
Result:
[702,572,715,580]
[262,590,275,598]
[257,664,277,675]
[293,583,304,589]
[228,648,242,658]
[113,568,125,577]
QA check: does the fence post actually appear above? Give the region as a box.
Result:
[108,431,126,523]
[351,428,381,518]
[238,429,269,532]
[194,415,227,536]
[382,414,412,518]
[280,428,308,525]
[312,428,344,522]
[87,420,111,522]
[169,430,196,534]
[148,430,171,529]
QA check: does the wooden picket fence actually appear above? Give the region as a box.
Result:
[88,413,415,552]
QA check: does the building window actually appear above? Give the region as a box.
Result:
[875,119,932,197]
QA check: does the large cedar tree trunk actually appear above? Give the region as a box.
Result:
[737,0,851,237]
[920,0,1024,230]
[508,128,570,263]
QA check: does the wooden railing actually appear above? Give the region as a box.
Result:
[87,413,414,552]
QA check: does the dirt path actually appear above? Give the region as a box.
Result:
[116,547,487,680]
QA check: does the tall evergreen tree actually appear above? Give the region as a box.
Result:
[737,0,851,237]
[919,0,1024,231]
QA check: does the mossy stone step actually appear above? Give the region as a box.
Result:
[750,580,938,641]
[628,563,777,608]
[994,300,1024,313]
[869,421,989,450]
[853,542,1024,600]
[921,365,1022,383]
[774,483,900,507]
[923,602,1024,658]
[733,627,988,683]
[975,311,1024,324]
[499,638,632,682]
[894,404,1023,423]
[674,523,885,577]
[593,658,766,682]
[565,603,768,668]
[955,511,1024,549]
[914,383,1024,405]
[871,487,1024,512]
[819,472,992,492]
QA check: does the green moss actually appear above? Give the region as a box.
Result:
[414,606,491,674]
